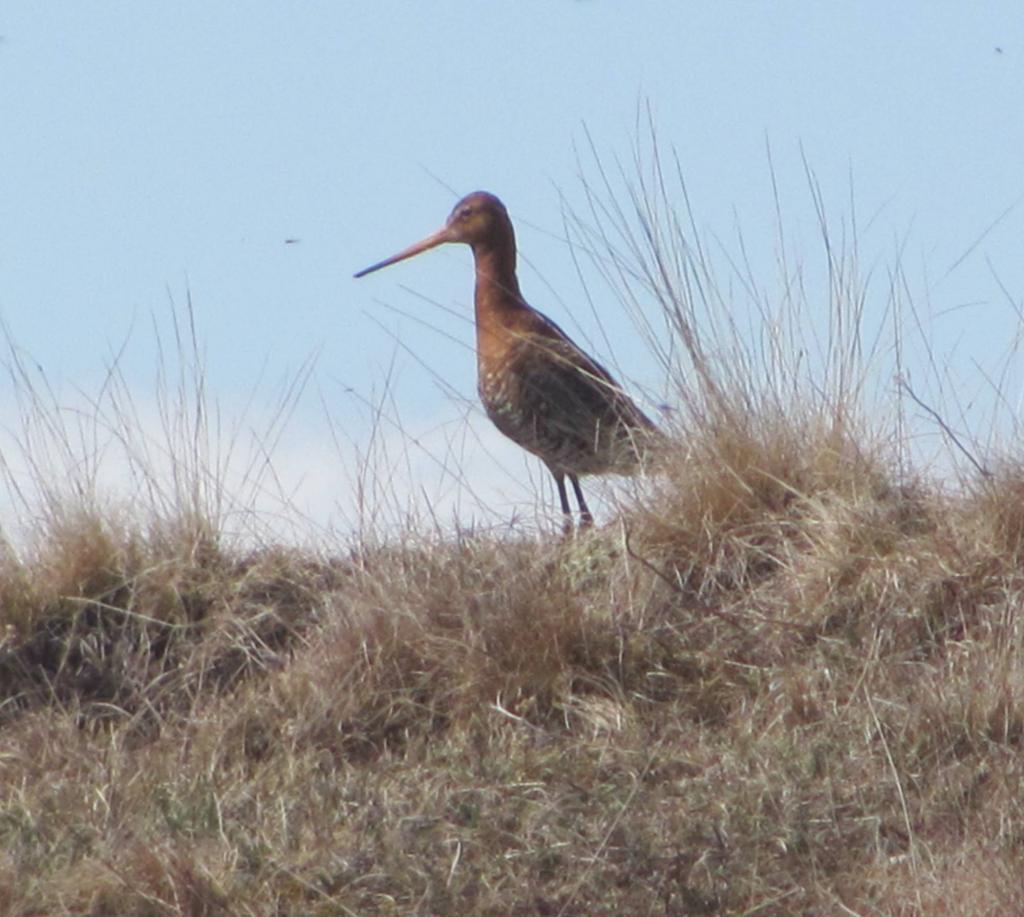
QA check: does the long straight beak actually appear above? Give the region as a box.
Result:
[354,226,453,278]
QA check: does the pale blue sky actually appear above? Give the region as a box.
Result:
[1,3,1022,534]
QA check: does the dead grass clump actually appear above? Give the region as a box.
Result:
[962,459,1024,563]
[0,506,342,734]
[633,402,890,605]
[763,483,942,643]
[274,538,625,762]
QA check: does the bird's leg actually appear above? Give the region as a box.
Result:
[554,473,574,536]
[570,475,593,530]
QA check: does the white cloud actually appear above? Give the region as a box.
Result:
[0,365,644,551]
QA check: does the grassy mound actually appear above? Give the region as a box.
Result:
[3,400,1024,914]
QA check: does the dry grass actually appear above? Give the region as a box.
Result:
[3,156,1024,914]
[5,447,1024,915]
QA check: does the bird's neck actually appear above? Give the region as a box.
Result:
[472,243,528,356]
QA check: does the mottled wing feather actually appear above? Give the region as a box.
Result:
[480,327,660,476]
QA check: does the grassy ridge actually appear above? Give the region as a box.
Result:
[3,418,1024,913]
[3,162,1024,913]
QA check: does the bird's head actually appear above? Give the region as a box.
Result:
[442,191,512,247]
[355,191,513,278]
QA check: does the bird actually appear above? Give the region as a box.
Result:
[355,191,662,533]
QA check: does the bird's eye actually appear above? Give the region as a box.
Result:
[458,207,473,220]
